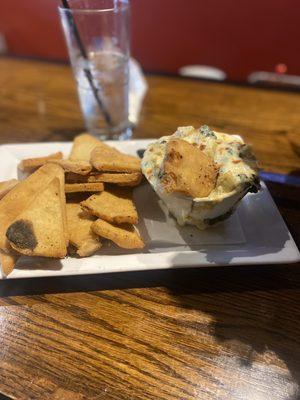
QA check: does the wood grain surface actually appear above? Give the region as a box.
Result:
[0,57,299,400]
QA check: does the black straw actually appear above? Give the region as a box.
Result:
[61,0,112,128]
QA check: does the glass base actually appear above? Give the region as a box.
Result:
[87,125,132,141]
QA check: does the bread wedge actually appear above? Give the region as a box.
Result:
[18,152,63,171]
[0,179,19,200]
[6,178,67,258]
[91,145,141,173]
[0,163,67,253]
[81,187,138,224]
[69,133,102,161]
[92,219,144,249]
[66,203,101,257]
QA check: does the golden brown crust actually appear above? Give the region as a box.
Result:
[65,171,142,187]
[88,172,142,186]
[0,249,19,276]
[161,139,219,198]
[48,160,92,175]
[92,219,145,249]
[66,203,101,257]
[18,152,63,171]
[0,179,19,200]
[7,178,67,258]
[65,183,104,193]
[81,187,138,224]
[91,146,141,173]
[69,133,102,161]
[0,163,66,253]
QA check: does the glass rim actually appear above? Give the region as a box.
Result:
[58,1,129,14]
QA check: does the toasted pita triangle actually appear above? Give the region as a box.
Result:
[48,159,92,175]
[65,182,104,193]
[81,187,138,224]
[91,145,141,173]
[0,250,19,276]
[0,179,19,200]
[0,163,67,252]
[92,219,145,249]
[66,203,101,257]
[6,178,67,258]
[69,133,102,161]
[18,152,63,171]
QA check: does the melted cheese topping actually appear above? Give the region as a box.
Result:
[142,126,259,201]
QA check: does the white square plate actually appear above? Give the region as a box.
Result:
[0,140,299,279]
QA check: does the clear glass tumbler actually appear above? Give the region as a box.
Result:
[59,0,130,140]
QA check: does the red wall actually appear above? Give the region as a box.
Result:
[1,0,300,81]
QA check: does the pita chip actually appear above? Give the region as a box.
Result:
[88,172,142,187]
[6,178,67,258]
[162,139,219,198]
[91,145,141,173]
[0,163,67,252]
[0,250,19,276]
[0,179,19,200]
[65,182,104,193]
[48,159,92,175]
[81,187,138,224]
[66,203,101,257]
[69,133,102,161]
[18,152,63,171]
[92,219,145,249]
[65,171,142,187]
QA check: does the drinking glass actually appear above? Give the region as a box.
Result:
[59,0,130,140]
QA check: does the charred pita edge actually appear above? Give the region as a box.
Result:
[6,177,67,258]
[0,163,65,253]
[6,219,37,250]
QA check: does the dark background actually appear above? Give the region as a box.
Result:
[1,0,300,81]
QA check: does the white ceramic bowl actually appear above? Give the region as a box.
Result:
[142,126,260,229]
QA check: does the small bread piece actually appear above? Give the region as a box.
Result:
[65,172,87,184]
[91,145,141,173]
[161,139,219,198]
[92,219,145,249]
[66,203,101,257]
[0,179,19,200]
[0,163,67,253]
[6,178,67,258]
[88,172,142,187]
[18,152,63,171]
[48,160,92,175]
[69,133,102,161]
[81,187,138,224]
[65,182,104,193]
[0,250,19,276]
[65,171,142,187]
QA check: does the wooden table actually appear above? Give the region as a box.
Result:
[0,57,299,400]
